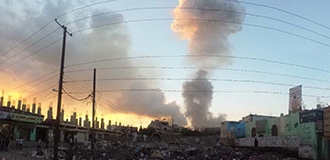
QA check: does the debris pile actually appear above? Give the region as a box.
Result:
[26,137,299,160]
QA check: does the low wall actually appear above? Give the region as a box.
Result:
[235,136,299,148]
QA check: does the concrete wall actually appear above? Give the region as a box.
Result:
[298,122,317,159]
[235,136,299,148]
[245,116,278,137]
[75,132,88,142]
[280,112,300,136]
[221,121,245,139]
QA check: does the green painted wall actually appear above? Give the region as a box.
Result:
[245,121,254,137]
[264,117,279,136]
[244,112,321,159]
[29,127,36,141]
[279,112,300,136]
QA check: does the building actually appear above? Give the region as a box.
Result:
[0,102,44,142]
[220,121,245,145]
[234,109,327,160]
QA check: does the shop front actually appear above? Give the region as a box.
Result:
[9,112,44,141]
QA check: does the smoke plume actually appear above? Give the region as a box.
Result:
[0,0,187,126]
[171,0,245,66]
[172,0,245,129]
[116,82,187,126]
[182,70,226,129]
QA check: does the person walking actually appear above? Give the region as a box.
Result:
[4,136,9,151]
[19,137,23,150]
[15,137,19,149]
[37,138,42,155]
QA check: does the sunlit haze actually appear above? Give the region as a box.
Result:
[0,0,329,129]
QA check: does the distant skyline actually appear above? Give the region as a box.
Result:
[0,0,329,129]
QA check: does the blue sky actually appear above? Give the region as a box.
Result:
[123,0,330,120]
[0,0,329,128]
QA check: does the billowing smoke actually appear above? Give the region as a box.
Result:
[172,0,245,129]
[171,0,245,66]
[182,70,226,129]
[116,81,187,126]
[0,0,187,126]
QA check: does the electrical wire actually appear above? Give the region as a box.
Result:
[0,20,55,57]
[64,74,93,94]
[235,0,330,31]
[3,1,330,73]
[15,74,59,94]
[24,84,58,100]
[2,6,330,72]
[0,38,62,72]
[7,69,59,93]
[0,28,60,68]
[69,89,330,98]
[64,77,330,91]
[56,0,120,19]
[70,18,330,48]
[1,1,329,111]
[65,6,330,41]
[63,88,92,102]
[0,0,122,62]
[66,55,330,74]
[65,66,330,83]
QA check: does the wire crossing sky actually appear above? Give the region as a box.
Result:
[0,0,329,128]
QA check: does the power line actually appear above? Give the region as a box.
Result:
[70,18,330,48]
[0,20,55,57]
[56,0,121,19]
[39,94,58,104]
[63,88,92,102]
[64,77,330,91]
[7,69,59,94]
[65,66,330,83]
[24,84,58,100]
[2,6,329,72]
[65,55,330,74]
[0,28,60,68]
[14,74,59,94]
[74,89,330,98]
[65,6,330,41]
[236,0,330,31]
[3,1,329,73]
[0,0,121,61]
[64,75,93,93]
[0,38,62,72]
[38,91,57,103]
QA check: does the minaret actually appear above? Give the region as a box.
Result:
[32,98,36,114]
[22,99,27,111]
[17,98,22,111]
[6,96,11,108]
[101,118,105,129]
[84,114,90,128]
[96,117,99,129]
[47,107,53,119]
[11,100,15,109]
[0,90,4,107]
[60,109,64,122]
[26,104,30,112]
[37,103,42,115]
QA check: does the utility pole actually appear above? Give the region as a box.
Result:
[91,68,96,158]
[54,18,72,160]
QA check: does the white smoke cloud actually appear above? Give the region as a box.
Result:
[171,0,245,66]
[172,0,245,129]
[182,69,225,129]
[0,0,188,125]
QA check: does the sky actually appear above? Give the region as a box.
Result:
[0,0,329,129]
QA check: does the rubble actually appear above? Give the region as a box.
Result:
[23,136,299,160]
